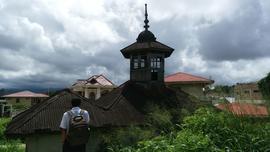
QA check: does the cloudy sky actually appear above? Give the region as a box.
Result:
[0,0,270,89]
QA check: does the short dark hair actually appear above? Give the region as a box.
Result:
[71,98,81,107]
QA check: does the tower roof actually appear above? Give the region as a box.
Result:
[120,4,174,58]
[136,4,156,43]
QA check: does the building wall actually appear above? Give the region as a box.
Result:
[72,87,114,100]
[6,97,32,110]
[26,131,103,152]
[234,82,264,103]
[167,83,206,99]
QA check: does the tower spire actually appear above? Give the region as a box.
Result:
[144,4,149,31]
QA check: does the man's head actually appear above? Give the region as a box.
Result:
[71,98,81,107]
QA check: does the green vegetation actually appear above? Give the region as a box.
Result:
[210,85,234,97]
[108,107,270,152]
[258,72,270,103]
[0,118,25,152]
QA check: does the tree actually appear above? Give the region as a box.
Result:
[258,72,270,102]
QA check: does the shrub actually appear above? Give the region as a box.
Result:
[0,140,24,152]
[115,107,270,152]
[182,107,270,151]
[173,129,217,152]
[146,105,173,133]
[0,118,11,140]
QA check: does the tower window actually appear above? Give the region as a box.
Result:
[151,57,161,68]
[140,56,146,68]
[132,56,146,69]
[133,56,139,69]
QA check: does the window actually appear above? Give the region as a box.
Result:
[253,90,260,93]
[132,56,139,69]
[132,56,147,69]
[16,98,20,103]
[151,57,161,68]
[140,56,146,68]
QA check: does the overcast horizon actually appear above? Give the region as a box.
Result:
[0,0,270,89]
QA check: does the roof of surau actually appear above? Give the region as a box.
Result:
[2,90,49,98]
[6,81,195,137]
[165,72,214,84]
[95,81,194,114]
[215,103,269,117]
[5,89,145,137]
[72,74,116,87]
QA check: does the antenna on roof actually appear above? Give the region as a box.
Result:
[144,4,149,31]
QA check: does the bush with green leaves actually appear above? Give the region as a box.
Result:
[0,118,25,152]
[183,107,270,151]
[114,107,270,152]
[0,118,11,140]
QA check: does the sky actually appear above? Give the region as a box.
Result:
[0,0,270,89]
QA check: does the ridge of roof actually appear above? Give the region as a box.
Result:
[98,74,116,86]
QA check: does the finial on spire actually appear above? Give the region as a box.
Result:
[144,4,149,31]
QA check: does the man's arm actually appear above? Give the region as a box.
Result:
[59,113,68,143]
[60,128,67,144]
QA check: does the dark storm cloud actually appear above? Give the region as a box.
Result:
[198,0,270,61]
[0,0,270,88]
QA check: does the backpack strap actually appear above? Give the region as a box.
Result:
[67,110,74,118]
[79,109,85,115]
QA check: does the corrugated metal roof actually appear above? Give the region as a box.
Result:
[2,90,49,98]
[216,103,269,117]
[165,72,214,84]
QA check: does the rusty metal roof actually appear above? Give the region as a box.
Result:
[216,103,269,117]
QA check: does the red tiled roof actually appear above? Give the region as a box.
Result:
[215,103,269,117]
[2,91,49,98]
[165,72,214,84]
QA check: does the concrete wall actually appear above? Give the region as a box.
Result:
[6,98,31,110]
[26,131,103,152]
[234,83,263,101]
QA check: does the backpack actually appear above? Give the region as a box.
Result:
[67,109,90,146]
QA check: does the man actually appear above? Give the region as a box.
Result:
[60,98,90,152]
